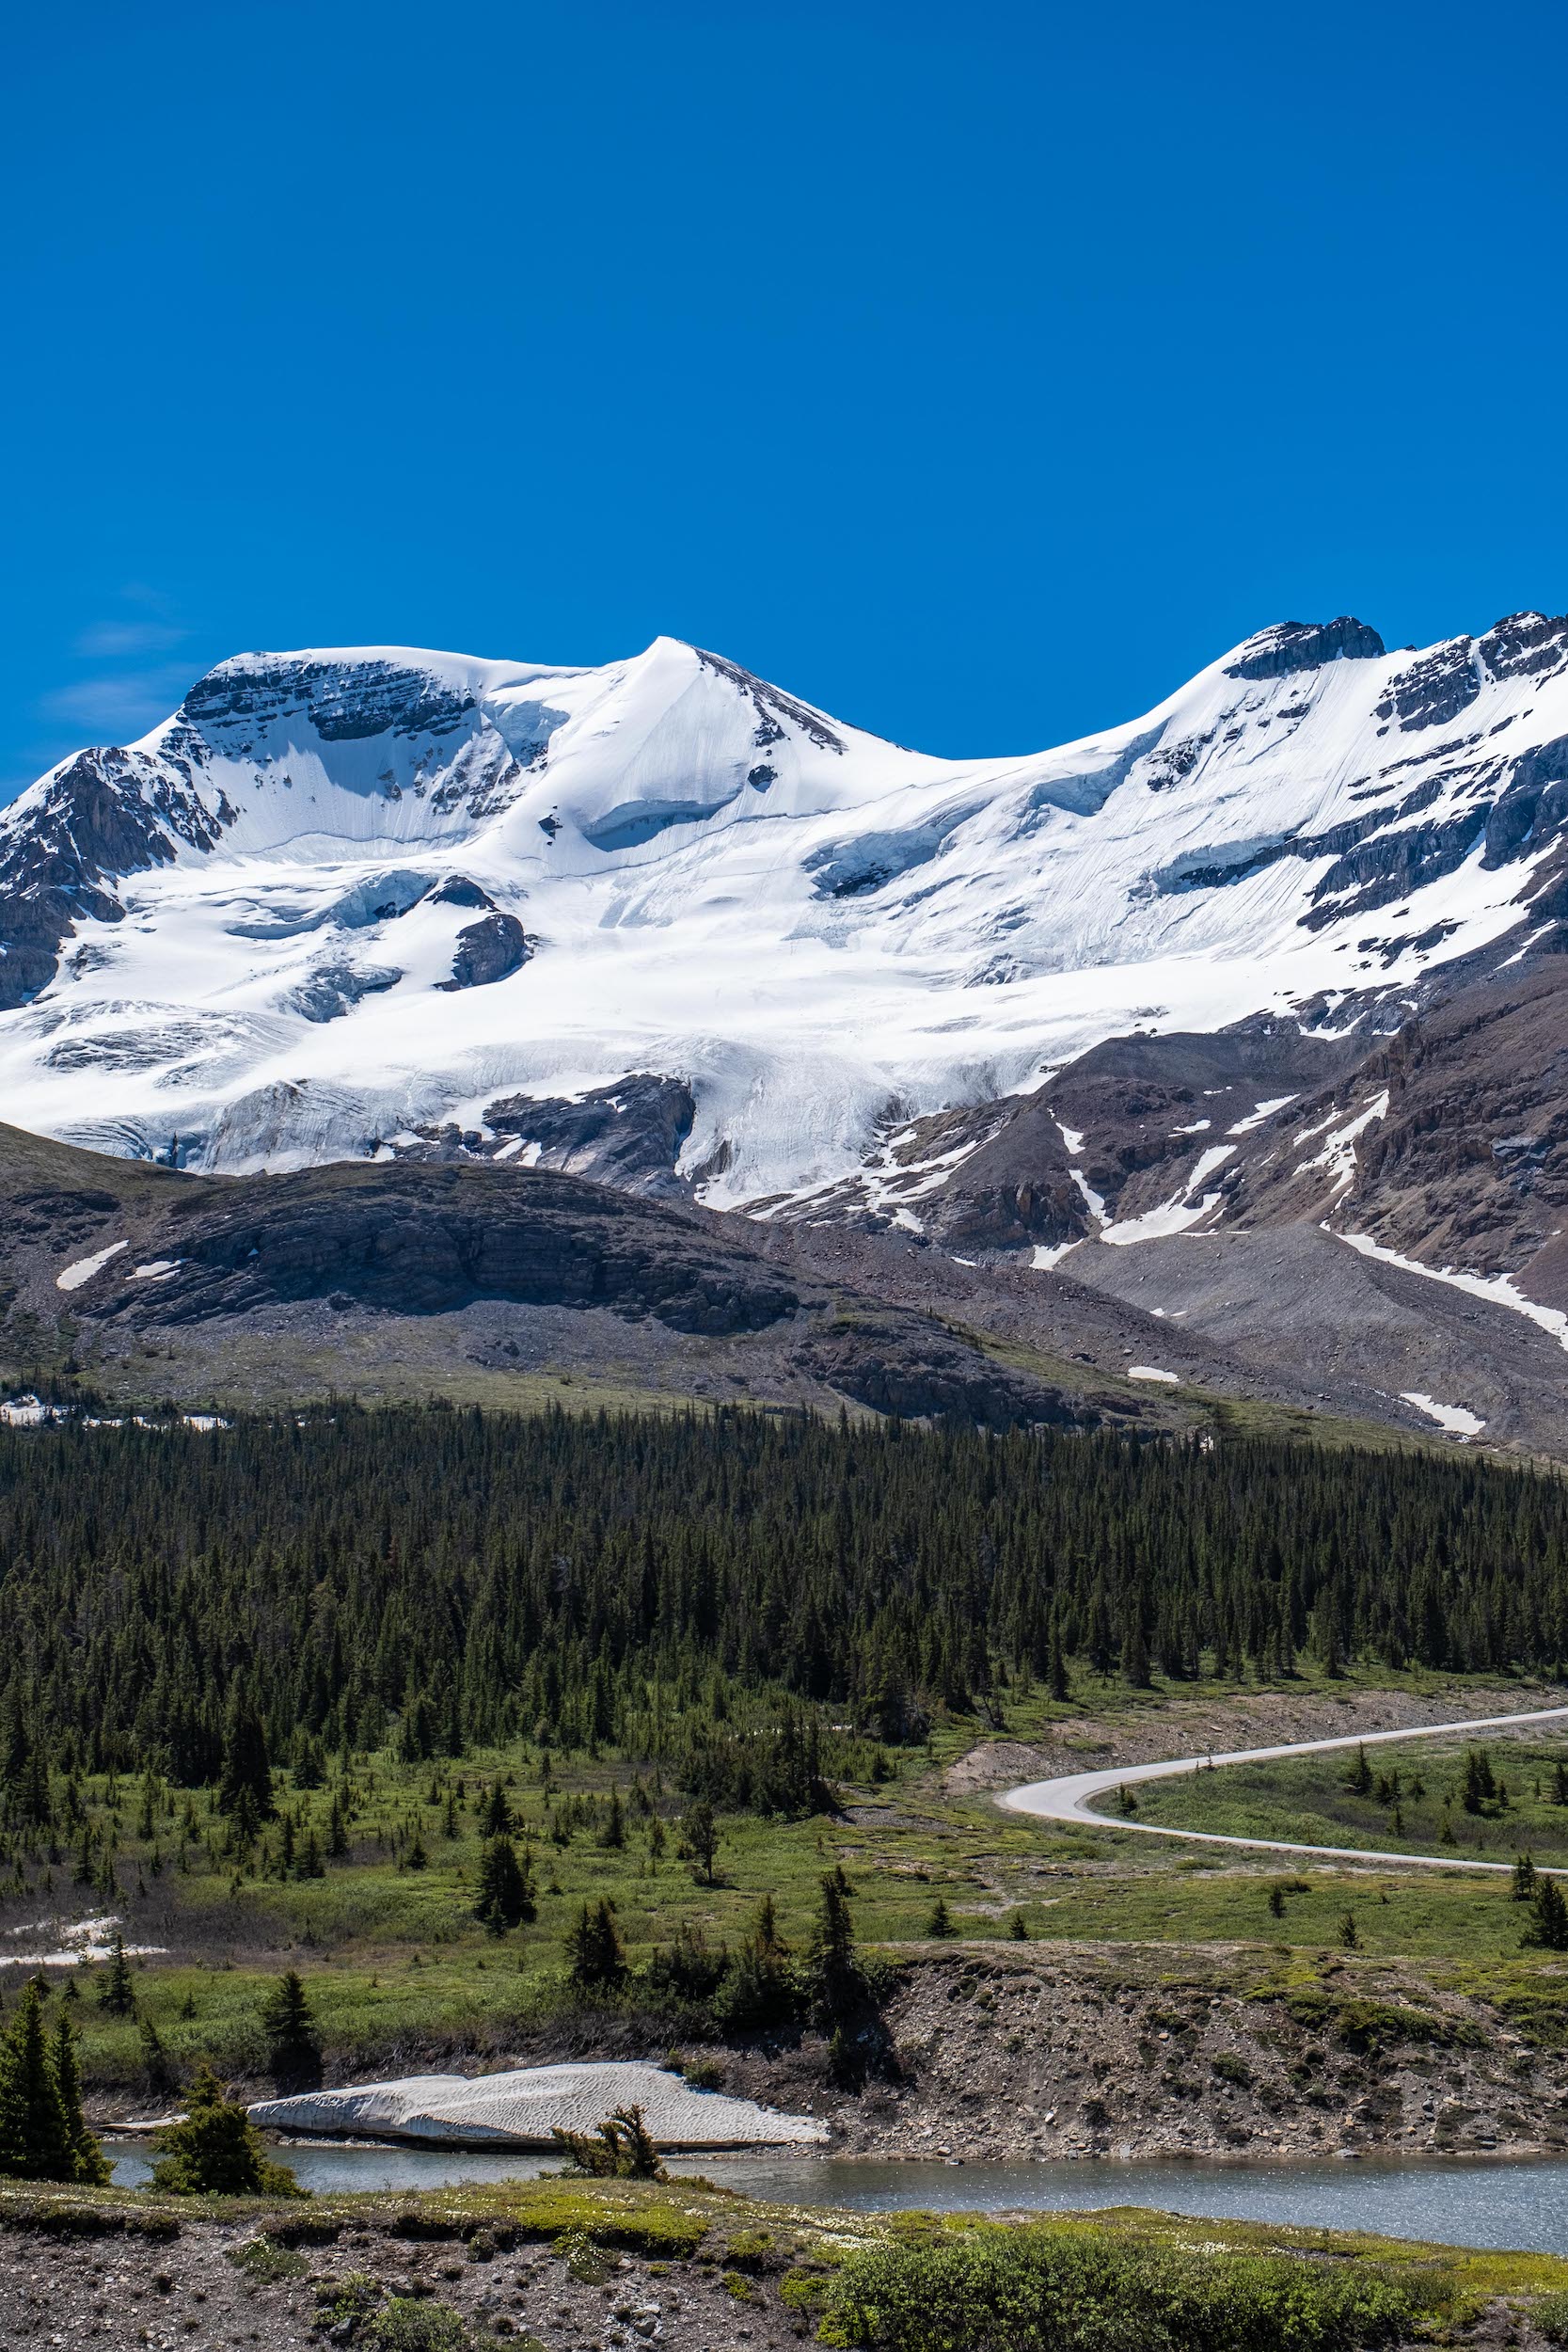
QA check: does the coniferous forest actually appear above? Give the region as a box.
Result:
[0,1404,1563,1786]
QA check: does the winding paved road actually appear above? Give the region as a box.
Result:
[999,1705,1568,1874]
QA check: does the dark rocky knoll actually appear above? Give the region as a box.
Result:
[0,1123,1130,1431]
[124,1158,800,1335]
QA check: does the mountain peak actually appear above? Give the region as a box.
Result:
[2,609,1565,1224]
[1222,616,1386,681]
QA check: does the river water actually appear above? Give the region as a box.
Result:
[103,2140,1568,2254]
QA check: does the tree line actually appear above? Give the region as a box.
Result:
[0,1404,1564,1784]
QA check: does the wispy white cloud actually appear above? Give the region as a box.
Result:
[30,587,196,752]
[73,620,187,659]
[38,661,193,739]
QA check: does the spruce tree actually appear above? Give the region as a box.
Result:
[260,1972,323,2093]
[53,2012,109,2184]
[1464,1749,1496,1814]
[680,1800,720,1886]
[138,2012,178,2098]
[718,1894,795,2031]
[0,1983,74,2182]
[1527,1876,1568,1952]
[218,1693,275,1821]
[480,1782,513,1837]
[565,1898,626,1991]
[810,1867,862,2024]
[474,1836,536,1933]
[98,1931,135,2017]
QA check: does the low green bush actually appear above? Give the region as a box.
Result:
[228,2234,307,2282]
[365,2299,470,2351]
[825,2226,1449,2352]
[1535,2290,1568,2344]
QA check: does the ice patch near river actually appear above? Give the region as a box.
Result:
[251,2059,829,2150]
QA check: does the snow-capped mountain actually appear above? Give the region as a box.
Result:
[2,613,1565,1302]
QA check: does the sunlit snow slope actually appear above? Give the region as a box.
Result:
[2,614,1565,1207]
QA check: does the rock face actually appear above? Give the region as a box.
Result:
[0,1120,1156,1434]
[481,1075,697,1198]
[111,1160,803,1335]
[789,1310,1101,1431]
[438,908,531,991]
[182,653,479,747]
[0,746,226,1009]
[1223,615,1386,679]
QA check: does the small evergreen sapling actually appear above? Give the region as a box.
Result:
[150,2062,304,2196]
[98,1931,135,2016]
[566,1898,626,1991]
[679,1800,720,1886]
[1525,1874,1568,1952]
[550,2102,667,2180]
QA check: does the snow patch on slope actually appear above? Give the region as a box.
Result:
[1336,1231,1568,1354]
[1401,1392,1486,1437]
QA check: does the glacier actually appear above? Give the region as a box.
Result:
[2,612,1565,1210]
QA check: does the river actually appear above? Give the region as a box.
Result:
[103,2140,1568,2253]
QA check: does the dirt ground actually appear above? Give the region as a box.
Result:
[0,2217,810,2350]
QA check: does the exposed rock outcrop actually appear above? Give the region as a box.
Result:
[1224,616,1386,680]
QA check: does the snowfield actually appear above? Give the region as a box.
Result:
[1,617,1564,1207]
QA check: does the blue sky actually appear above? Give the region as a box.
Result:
[4,0,1565,801]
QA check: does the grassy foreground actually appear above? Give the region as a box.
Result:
[5,2170,1568,2348]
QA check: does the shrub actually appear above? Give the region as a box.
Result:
[645,1923,729,2002]
[1534,2290,1568,2344]
[150,2062,306,2197]
[828,2227,1447,2352]
[229,2236,308,2282]
[550,2103,667,2181]
[365,2299,470,2351]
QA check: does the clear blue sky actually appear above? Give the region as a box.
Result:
[5,0,1565,801]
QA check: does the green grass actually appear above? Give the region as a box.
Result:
[1118,1731,1568,1867]
[18,1670,1568,2091]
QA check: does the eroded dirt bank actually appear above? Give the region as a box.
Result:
[716,1944,1568,2163]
